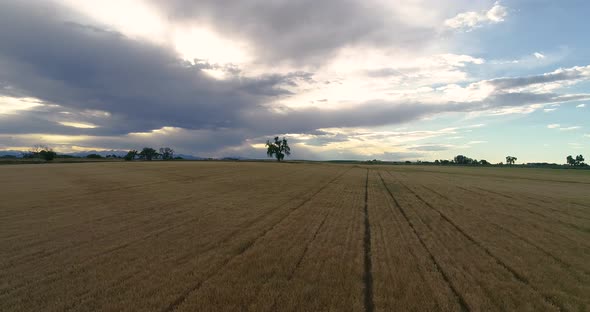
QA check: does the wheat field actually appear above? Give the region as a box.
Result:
[1,162,589,311]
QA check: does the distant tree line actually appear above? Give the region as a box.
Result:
[432,155,493,166]
[14,145,182,162]
[124,147,180,161]
[415,154,587,169]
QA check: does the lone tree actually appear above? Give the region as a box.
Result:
[266,137,291,162]
[506,156,517,165]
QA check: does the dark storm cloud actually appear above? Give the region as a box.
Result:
[241,91,590,135]
[0,1,306,137]
[149,0,434,65]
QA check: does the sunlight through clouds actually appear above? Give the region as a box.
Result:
[0,1,588,162]
[0,97,44,114]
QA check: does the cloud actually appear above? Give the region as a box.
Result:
[568,143,584,149]
[407,144,454,151]
[559,126,581,131]
[59,122,98,129]
[3,1,586,140]
[577,104,586,108]
[148,0,439,66]
[489,47,570,71]
[0,1,588,159]
[0,2,310,133]
[0,96,44,114]
[543,108,557,112]
[548,124,581,131]
[486,66,590,90]
[444,2,508,30]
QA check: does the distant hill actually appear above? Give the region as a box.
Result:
[0,149,207,160]
[0,150,24,157]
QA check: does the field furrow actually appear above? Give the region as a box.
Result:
[381,170,560,311]
[395,171,590,276]
[1,163,588,311]
[373,171,465,311]
[168,167,365,312]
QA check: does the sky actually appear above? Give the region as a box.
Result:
[0,0,588,163]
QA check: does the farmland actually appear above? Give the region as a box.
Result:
[1,162,589,311]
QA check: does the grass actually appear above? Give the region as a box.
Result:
[0,162,588,311]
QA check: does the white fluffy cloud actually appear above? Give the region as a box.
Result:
[445,2,508,30]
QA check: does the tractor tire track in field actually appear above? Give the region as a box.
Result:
[473,186,590,222]
[0,213,203,299]
[0,194,200,270]
[287,207,331,281]
[449,184,587,247]
[362,169,375,312]
[419,184,590,279]
[65,167,353,312]
[456,185,590,234]
[264,211,333,312]
[388,171,567,311]
[265,171,350,311]
[377,172,470,312]
[408,171,590,223]
[160,167,354,312]
[30,169,352,311]
[1,168,340,301]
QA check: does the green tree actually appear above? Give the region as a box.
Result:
[454,155,473,165]
[566,155,575,166]
[266,137,291,162]
[575,154,585,166]
[506,156,517,165]
[139,147,158,160]
[124,150,138,161]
